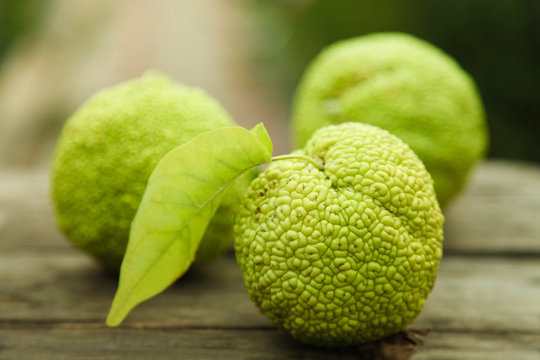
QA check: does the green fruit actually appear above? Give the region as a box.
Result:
[51,71,250,272]
[292,32,488,207]
[234,123,444,347]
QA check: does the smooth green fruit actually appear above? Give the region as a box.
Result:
[234,123,444,347]
[51,71,251,272]
[292,32,488,207]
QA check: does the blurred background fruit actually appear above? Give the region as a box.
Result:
[50,72,249,272]
[290,32,488,207]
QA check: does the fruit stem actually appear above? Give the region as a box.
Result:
[271,154,324,170]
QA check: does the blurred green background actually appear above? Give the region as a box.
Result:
[0,1,44,65]
[0,0,538,167]
[249,0,540,162]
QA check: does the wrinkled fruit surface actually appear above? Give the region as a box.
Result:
[52,72,250,272]
[234,123,444,347]
[292,32,488,207]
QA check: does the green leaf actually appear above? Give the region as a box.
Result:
[106,124,272,327]
[250,122,273,155]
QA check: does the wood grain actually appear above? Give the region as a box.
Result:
[2,252,540,335]
[3,161,540,255]
[1,327,538,360]
[0,327,421,360]
[444,160,540,254]
[0,170,65,254]
[415,331,540,360]
[1,160,540,359]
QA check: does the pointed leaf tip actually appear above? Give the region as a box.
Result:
[250,123,273,156]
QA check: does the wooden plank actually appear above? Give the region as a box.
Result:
[444,160,540,254]
[415,331,540,360]
[2,161,540,358]
[2,160,540,255]
[2,250,540,334]
[414,256,540,333]
[0,170,66,254]
[0,327,418,360]
[0,252,268,328]
[1,327,538,360]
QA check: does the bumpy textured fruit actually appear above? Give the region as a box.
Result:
[52,72,250,272]
[234,123,444,347]
[292,32,488,207]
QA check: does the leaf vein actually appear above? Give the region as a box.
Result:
[180,172,220,188]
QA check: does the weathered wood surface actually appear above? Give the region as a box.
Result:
[444,161,540,255]
[1,160,540,359]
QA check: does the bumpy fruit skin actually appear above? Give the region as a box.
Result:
[51,72,250,272]
[292,32,488,207]
[234,123,444,347]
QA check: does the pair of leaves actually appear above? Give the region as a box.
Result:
[106,124,273,326]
